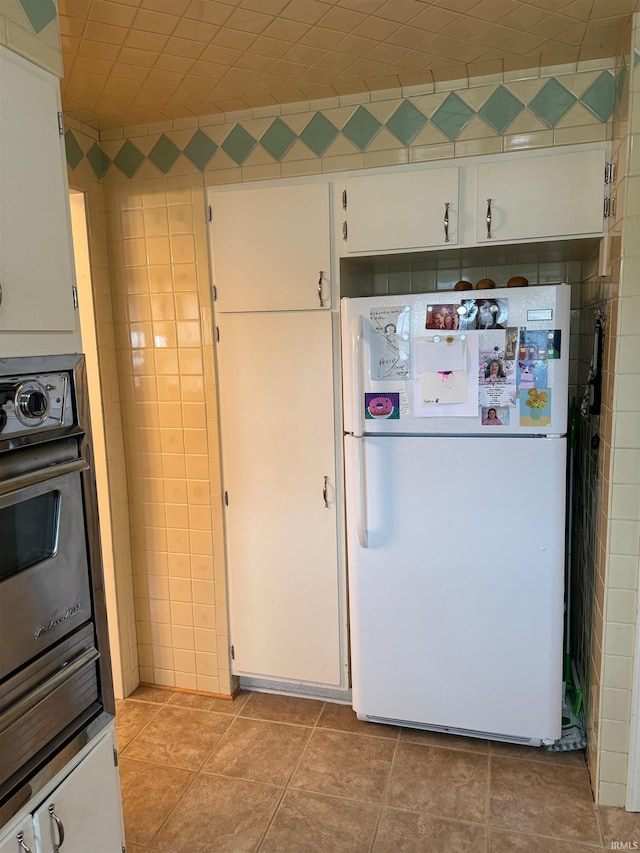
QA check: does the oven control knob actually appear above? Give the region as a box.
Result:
[15,380,50,425]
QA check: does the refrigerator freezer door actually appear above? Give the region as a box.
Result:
[345,434,565,743]
[341,284,570,437]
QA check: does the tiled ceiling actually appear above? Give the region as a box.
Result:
[58,0,640,131]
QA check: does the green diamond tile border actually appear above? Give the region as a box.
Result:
[581,71,615,122]
[260,117,297,161]
[529,78,576,127]
[183,129,218,170]
[635,50,640,69]
[64,130,84,170]
[86,143,111,180]
[300,113,339,156]
[221,124,257,165]
[148,134,181,174]
[478,86,524,134]
[63,71,616,180]
[18,0,56,33]
[431,92,475,140]
[342,106,382,151]
[114,140,145,179]
[386,100,428,145]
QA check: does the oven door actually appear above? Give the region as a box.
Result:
[0,458,93,681]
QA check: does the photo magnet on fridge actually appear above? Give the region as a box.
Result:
[518,329,562,360]
[519,388,552,426]
[365,392,400,419]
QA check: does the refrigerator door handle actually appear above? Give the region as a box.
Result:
[355,436,368,548]
[351,314,365,438]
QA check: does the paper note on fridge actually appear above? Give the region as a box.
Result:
[414,335,465,373]
[413,334,480,417]
[422,370,468,404]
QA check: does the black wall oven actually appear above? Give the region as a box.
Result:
[0,354,114,826]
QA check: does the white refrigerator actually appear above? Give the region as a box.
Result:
[341,283,571,746]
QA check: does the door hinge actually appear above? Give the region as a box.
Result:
[215,325,220,342]
[230,644,235,660]
[604,162,615,185]
[342,221,348,241]
[207,204,213,222]
[113,746,119,767]
[603,196,612,219]
[212,284,217,301]
[57,111,64,136]
[342,189,347,210]
[72,285,78,309]
[224,490,229,506]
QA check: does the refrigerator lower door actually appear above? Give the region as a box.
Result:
[344,434,565,744]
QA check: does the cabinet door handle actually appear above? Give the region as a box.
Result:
[48,804,65,852]
[444,202,450,242]
[16,833,32,853]
[323,475,329,508]
[318,271,325,308]
[486,198,492,239]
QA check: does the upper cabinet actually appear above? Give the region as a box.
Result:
[342,166,459,254]
[475,147,606,244]
[337,144,607,258]
[0,46,77,334]
[208,182,332,312]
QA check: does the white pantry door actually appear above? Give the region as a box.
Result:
[217,310,341,685]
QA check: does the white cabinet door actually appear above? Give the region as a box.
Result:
[475,148,605,243]
[209,182,332,312]
[217,310,341,685]
[34,731,124,853]
[0,815,35,853]
[343,167,459,254]
[0,46,76,332]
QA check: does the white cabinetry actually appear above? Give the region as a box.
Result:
[208,180,345,688]
[475,147,606,243]
[338,145,606,257]
[209,182,331,312]
[0,728,124,853]
[216,311,341,685]
[0,815,35,853]
[0,46,77,336]
[342,167,459,254]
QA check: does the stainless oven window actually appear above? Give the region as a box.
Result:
[0,491,60,579]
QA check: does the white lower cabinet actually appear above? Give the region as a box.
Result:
[217,309,343,687]
[0,728,124,853]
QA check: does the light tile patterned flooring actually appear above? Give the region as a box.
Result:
[117,687,640,853]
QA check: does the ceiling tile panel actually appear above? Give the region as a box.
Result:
[89,0,138,28]
[183,1,237,26]
[375,0,429,23]
[281,0,331,25]
[224,7,275,33]
[162,36,208,58]
[317,6,369,32]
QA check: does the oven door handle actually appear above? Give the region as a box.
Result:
[0,458,89,496]
[0,647,100,735]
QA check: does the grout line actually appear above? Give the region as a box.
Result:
[486,748,492,853]
[254,700,327,852]
[367,725,402,853]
